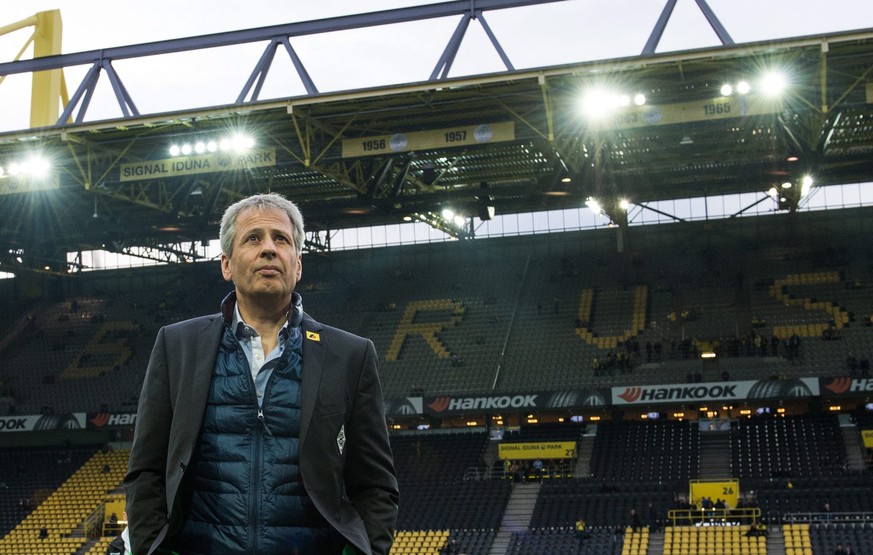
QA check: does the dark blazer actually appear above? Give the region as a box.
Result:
[124,311,399,555]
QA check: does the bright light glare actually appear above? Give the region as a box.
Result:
[781,182,792,189]
[585,197,601,214]
[453,215,466,227]
[206,141,218,152]
[768,187,778,197]
[28,157,50,177]
[442,208,454,220]
[801,175,813,196]
[194,142,206,154]
[8,163,20,175]
[618,95,630,107]
[720,84,733,96]
[219,139,231,151]
[181,144,192,155]
[634,94,646,106]
[619,199,630,210]
[580,89,620,119]
[169,145,181,156]
[232,134,255,152]
[761,71,787,97]
[0,167,4,178]
[736,81,751,95]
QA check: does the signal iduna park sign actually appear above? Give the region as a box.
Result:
[119,148,277,182]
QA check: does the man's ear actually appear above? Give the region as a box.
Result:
[221,254,233,282]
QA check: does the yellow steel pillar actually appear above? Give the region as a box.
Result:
[30,10,67,128]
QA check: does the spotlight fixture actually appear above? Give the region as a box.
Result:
[801,175,813,196]
[169,133,255,157]
[0,156,51,179]
[760,71,787,97]
[585,197,601,214]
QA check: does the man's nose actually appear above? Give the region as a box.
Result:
[260,238,277,255]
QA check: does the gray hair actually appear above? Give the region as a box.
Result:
[219,193,305,256]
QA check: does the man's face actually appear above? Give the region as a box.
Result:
[221,207,302,305]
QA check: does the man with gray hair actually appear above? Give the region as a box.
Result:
[125,192,399,554]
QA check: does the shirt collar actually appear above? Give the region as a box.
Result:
[221,290,304,330]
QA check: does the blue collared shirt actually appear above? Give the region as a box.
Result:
[232,304,300,407]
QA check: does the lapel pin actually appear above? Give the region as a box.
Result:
[305,331,321,342]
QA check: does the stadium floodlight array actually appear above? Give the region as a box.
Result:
[721,69,788,97]
[168,133,255,157]
[0,156,50,179]
[578,88,647,120]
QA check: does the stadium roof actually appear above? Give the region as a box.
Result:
[1,23,872,273]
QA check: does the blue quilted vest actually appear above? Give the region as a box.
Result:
[172,304,344,554]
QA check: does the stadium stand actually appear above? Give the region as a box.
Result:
[5,216,873,553]
[6,218,873,414]
[0,448,128,555]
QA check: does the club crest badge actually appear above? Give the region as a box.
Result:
[337,424,346,454]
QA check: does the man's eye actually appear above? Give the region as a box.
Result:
[246,235,259,242]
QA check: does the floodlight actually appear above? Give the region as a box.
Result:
[760,71,787,97]
[206,141,218,153]
[169,145,181,156]
[619,199,630,210]
[801,175,813,196]
[0,167,4,178]
[232,134,254,152]
[618,95,630,107]
[768,187,778,197]
[585,197,601,214]
[442,208,454,220]
[736,81,751,95]
[28,157,50,178]
[633,93,646,106]
[453,215,466,227]
[8,163,20,175]
[781,182,792,189]
[194,142,206,154]
[720,84,733,96]
[181,144,192,155]
[580,89,618,119]
[219,139,232,151]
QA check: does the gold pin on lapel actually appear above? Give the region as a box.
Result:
[305,331,321,342]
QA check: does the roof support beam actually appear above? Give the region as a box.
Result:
[642,0,733,56]
[0,0,558,126]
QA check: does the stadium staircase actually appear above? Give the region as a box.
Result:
[646,529,665,554]
[767,525,787,555]
[698,430,732,479]
[489,482,540,555]
[839,416,867,471]
[574,430,595,477]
